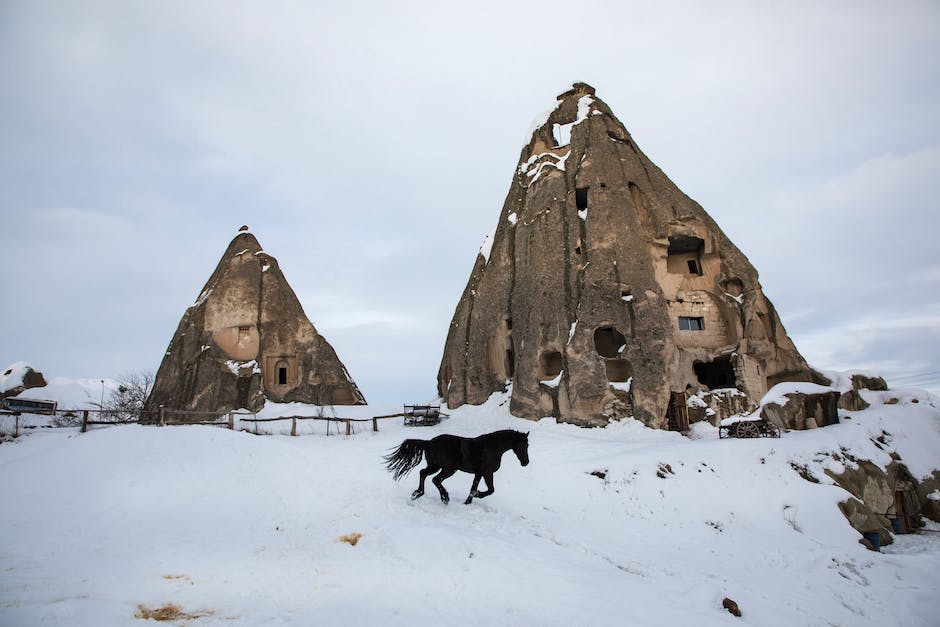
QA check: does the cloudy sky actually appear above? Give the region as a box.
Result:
[2,1,938,403]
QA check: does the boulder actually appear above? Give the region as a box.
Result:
[761,391,840,430]
[0,362,47,400]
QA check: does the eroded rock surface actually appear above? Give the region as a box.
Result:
[144,228,364,418]
[438,83,813,427]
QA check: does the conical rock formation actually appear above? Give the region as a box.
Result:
[145,227,364,417]
[438,83,816,428]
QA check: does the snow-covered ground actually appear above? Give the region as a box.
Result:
[1,388,938,626]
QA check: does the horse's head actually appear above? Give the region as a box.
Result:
[513,431,530,466]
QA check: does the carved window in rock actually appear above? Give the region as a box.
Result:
[678,316,705,331]
[667,235,704,276]
[605,359,632,382]
[504,349,516,379]
[576,187,589,211]
[693,356,736,390]
[594,326,626,358]
[539,351,563,379]
[276,359,289,386]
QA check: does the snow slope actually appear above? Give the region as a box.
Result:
[1,389,938,626]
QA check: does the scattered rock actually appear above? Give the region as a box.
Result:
[134,603,212,621]
[337,533,363,546]
[722,597,741,617]
[851,374,887,392]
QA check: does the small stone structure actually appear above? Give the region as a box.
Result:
[144,227,365,417]
[438,83,818,428]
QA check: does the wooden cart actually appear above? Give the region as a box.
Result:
[403,404,449,427]
[719,417,780,439]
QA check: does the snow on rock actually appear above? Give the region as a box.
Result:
[1,389,939,626]
[518,150,571,186]
[552,122,573,147]
[0,362,34,394]
[758,381,835,407]
[576,94,595,122]
[7,376,117,409]
[225,359,260,375]
[193,287,213,307]
[478,226,498,263]
[540,372,562,388]
[609,378,632,393]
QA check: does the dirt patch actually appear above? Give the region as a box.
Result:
[337,532,363,546]
[135,603,212,621]
[161,574,194,585]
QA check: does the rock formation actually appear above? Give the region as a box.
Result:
[144,227,365,418]
[438,82,817,428]
[0,362,47,400]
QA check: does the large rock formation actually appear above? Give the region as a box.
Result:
[438,83,815,428]
[144,227,364,418]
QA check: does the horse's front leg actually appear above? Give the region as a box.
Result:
[464,474,483,505]
[412,464,439,500]
[432,468,456,504]
[475,472,495,499]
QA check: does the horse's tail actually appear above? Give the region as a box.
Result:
[383,439,427,481]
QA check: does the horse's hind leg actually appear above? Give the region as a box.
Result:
[432,468,456,504]
[475,473,495,499]
[464,474,483,505]
[412,464,439,500]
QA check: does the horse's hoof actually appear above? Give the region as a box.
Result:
[441,495,450,504]
[411,491,423,500]
[464,497,473,505]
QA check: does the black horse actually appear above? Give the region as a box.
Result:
[384,430,529,505]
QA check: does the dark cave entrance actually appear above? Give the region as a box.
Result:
[693,356,736,390]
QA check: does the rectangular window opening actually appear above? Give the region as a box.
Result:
[575,187,589,211]
[278,367,288,385]
[678,316,705,331]
[687,259,702,275]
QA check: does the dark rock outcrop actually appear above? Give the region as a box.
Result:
[0,363,47,400]
[438,82,814,427]
[144,227,365,418]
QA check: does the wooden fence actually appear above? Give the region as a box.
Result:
[238,412,406,436]
[2,407,410,438]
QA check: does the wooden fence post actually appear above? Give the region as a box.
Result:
[372,417,378,432]
[15,413,19,438]
[345,419,351,436]
[159,406,166,427]
[81,410,89,433]
[228,412,234,430]
[291,417,297,437]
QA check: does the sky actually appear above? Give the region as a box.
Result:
[1,0,938,403]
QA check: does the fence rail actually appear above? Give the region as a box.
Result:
[1,406,408,437]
